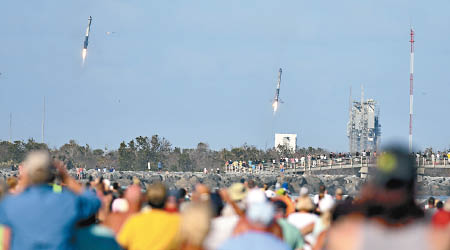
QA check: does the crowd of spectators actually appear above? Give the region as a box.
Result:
[0,147,448,250]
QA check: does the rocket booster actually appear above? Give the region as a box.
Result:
[83,16,92,49]
[274,68,282,102]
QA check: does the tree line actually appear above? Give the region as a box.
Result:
[0,136,328,172]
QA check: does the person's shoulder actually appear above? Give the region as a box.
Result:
[0,194,15,207]
[143,209,181,222]
[326,217,363,250]
[253,232,290,249]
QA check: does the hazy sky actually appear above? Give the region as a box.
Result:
[1,0,449,151]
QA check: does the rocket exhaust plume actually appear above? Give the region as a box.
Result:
[272,68,282,114]
[272,101,279,113]
[81,48,87,63]
[82,16,92,64]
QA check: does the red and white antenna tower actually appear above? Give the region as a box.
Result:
[409,28,415,153]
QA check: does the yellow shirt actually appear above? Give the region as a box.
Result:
[117,209,181,250]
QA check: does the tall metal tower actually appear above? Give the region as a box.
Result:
[348,87,354,153]
[347,86,381,153]
[409,28,415,153]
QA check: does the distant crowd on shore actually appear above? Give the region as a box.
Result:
[222,150,450,174]
[0,147,448,250]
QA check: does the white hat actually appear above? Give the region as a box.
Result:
[112,198,129,213]
[300,187,309,196]
[265,190,276,198]
[319,196,335,213]
[246,189,267,204]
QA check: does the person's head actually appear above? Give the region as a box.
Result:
[319,196,335,214]
[246,197,275,230]
[299,187,309,197]
[165,189,180,213]
[146,182,167,209]
[295,196,314,212]
[112,182,120,191]
[192,184,210,202]
[228,183,248,202]
[428,197,436,208]
[179,201,212,249]
[247,179,256,189]
[319,185,326,194]
[111,198,129,213]
[436,201,444,210]
[263,183,269,191]
[318,196,335,228]
[273,200,288,219]
[358,146,424,224]
[177,188,187,203]
[22,151,53,186]
[335,188,344,201]
[210,192,224,217]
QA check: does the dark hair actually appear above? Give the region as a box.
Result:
[319,185,326,194]
[247,179,256,189]
[357,185,424,225]
[436,201,443,209]
[428,197,435,206]
[177,188,187,200]
[77,214,96,228]
[210,192,224,217]
[273,200,287,216]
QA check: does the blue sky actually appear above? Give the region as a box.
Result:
[0,0,449,151]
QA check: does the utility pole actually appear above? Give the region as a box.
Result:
[9,113,12,143]
[348,87,353,153]
[360,85,365,152]
[409,28,415,153]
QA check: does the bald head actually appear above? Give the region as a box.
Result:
[23,151,53,185]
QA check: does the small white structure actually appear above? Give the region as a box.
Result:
[275,133,297,152]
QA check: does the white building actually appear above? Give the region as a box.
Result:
[275,133,297,152]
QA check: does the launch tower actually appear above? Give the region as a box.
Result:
[347,87,381,153]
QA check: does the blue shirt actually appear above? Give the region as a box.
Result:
[74,225,122,250]
[0,185,101,250]
[219,231,290,250]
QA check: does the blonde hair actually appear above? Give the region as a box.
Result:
[296,196,314,212]
[179,201,212,247]
[23,151,52,185]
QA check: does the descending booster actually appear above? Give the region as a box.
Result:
[82,16,92,62]
[272,68,282,113]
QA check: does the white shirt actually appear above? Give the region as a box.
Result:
[288,212,319,250]
[203,215,239,250]
[313,193,333,205]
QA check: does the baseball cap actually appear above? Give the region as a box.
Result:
[373,146,416,189]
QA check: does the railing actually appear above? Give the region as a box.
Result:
[224,156,450,174]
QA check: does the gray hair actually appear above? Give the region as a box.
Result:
[23,151,53,185]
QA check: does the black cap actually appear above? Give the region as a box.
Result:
[373,146,416,190]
